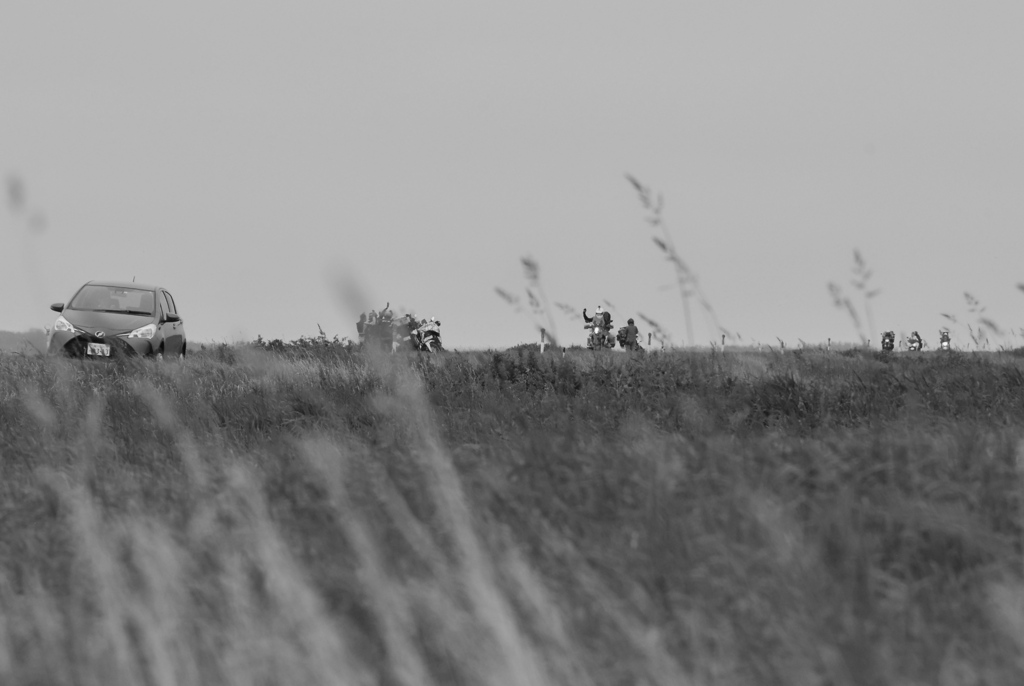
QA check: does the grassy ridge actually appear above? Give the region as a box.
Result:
[0,329,46,354]
[0,346,1023,684]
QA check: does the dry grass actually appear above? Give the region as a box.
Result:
[0,346,1022,684]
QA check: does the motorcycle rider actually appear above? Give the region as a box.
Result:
[396,313,417,351]
[374,304,394,350]
[583,306,602,343]
[583,306,613,346]
[363,310,378,348]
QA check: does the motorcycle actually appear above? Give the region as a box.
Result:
[419,331,444,352]
[586,324,615,350]
[881,331,895,352]
[907,332,923,352]
[939,330,951,351]
[384,317,415,352]
[415,322,444,352]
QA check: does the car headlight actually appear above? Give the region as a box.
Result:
[128,323,157,339]
[53,315,75,332]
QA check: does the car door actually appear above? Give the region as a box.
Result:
[160,290,184,355]
[164,290,185,354]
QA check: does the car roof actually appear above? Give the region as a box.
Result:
[85,280,164,291]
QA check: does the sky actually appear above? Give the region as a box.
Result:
[2,3,1023,350]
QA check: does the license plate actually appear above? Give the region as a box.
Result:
[87,343,111,357]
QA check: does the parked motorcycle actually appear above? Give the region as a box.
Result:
[881,331,895,351]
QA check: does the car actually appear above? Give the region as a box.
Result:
[47,280,186,359]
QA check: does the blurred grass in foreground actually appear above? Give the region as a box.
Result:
[1,345,1024,684]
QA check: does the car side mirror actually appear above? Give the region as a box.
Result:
[50,303,64,313]
[164,313,180,323]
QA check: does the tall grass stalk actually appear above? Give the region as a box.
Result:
[625,175,728,347]
[828,249,879,347]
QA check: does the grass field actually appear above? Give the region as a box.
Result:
[1,343,1023,685]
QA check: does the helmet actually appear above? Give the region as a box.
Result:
[628,318,634,325]
[596,306,603,314]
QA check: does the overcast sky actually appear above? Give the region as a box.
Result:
[3,3,1022,350]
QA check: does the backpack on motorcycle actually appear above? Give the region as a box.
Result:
[616,327,628,348]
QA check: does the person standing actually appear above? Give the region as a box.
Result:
[624,318,641,351]
[374,304,393,351]
[356,313,367,346]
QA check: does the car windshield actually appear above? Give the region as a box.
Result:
[68,285,155,315]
